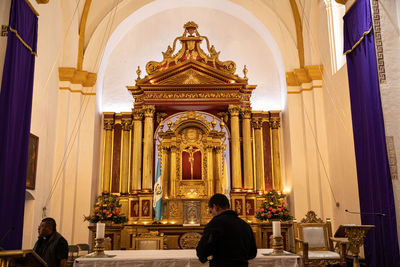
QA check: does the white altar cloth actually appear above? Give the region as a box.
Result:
[74,249,301,267]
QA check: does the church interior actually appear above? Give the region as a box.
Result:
[1,0,400,266]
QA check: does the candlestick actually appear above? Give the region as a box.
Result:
[272,220,281,236]
[96,222,105,239]
[93,238,105,256]
[270,235,284,254]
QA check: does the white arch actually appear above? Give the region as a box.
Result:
[83,0,296,112]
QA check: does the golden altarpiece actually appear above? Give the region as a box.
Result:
[100,22,288,250]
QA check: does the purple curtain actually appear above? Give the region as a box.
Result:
[0,0,37,250]
[344,0,400,266]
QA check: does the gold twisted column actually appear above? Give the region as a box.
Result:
[131,109,143,193]
[206,146,214,196]
[170,146,178,197]
[102,113,115,193]
[270,116,282,191]
[241,108,254,191]
[142,105,155,192]
[252,119,265,193]
[120,113,132,194]
[229,105,242,191]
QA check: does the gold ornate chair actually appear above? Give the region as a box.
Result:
[294,211,346,267]
[131,231,165,250]
[179,232,202,249]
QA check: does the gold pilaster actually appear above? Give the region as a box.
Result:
[161,147,169,198]
[215,147,223,194]
[131,109,143,193]
[142,105,155,192]
[120,113,132,194]
[206,146,214,196]
[269,114,282,191]
[170,146,178,198]
[229,105,242,190]
[252,119,265,193]
[241,108,254,191]
[102,113,115,193]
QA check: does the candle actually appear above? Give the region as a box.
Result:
[96,222,105,239]
[272,220,281,236]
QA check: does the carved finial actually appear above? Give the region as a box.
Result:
[243,65,248,80]
[183,21,199,37]
[211,119,216,130]
[167,120,172,130]
[136,66,141,80]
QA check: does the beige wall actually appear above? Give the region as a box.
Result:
[22,0,63,249]
[377,0,400,245]
[282,1,361,231]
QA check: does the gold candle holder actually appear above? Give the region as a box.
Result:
[270,235,284,254]
[94,238,105,256]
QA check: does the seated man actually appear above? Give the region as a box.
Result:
[33,217,68,267]
[196,194,257,267]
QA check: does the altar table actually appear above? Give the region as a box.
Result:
[74,249,301,267]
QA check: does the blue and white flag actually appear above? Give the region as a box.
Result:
[153,159,162,222]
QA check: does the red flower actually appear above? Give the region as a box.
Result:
[268,215,271,218]
[272,209,276,213]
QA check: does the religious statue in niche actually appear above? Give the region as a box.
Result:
[131,200,139,217]
[182,146,202,180]
[142,200,150,217]
[246,199,254,216]
[235,199,243,216]
[181,126,203,180]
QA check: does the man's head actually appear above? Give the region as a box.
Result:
[208,194,230,217]
[38,217,56,237]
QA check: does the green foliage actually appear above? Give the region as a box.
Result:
[256,190,292,221]
[84,194,128,224]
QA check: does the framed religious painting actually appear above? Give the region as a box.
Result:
[26,133,39,190]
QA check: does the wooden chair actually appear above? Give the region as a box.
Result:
[294,211,346,267]
[131,231,165,250]
[76,243,90,256]
[67,245,79,267]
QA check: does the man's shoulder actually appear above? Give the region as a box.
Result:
[55,232,68,246]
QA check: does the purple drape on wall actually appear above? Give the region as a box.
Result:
[343,0,400,266]
[0,0,37,249]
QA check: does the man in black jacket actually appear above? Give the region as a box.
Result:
[196,194,257,267]
[33,217,68,267]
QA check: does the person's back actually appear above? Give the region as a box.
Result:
[196,194,257,267]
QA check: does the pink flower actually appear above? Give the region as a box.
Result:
[272,209,276,213]
[260,208,264,212]
[103,209,107,213]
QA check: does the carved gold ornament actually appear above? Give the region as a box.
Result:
[145,22,236,76]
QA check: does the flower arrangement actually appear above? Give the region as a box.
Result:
[256,190,292,221]
[84,194,128,224]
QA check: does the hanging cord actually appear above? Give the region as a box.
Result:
[44,0,122,208]
[286,0,351,206]
[35,0,83,107]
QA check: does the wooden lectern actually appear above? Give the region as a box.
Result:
[0,249,47,266]
[334,225,375,267]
